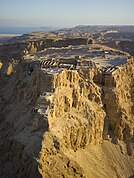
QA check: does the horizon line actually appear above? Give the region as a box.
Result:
[0,24,134,28]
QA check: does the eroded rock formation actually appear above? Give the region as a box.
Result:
[0,57,134,178]
[104,58,134,155]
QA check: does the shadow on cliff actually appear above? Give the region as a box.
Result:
[0,66,52,178]
[128,175,134,178]
[0,106,48,178]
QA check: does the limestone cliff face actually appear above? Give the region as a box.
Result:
[0,58,134,178]
[38,59,134,178]
[104,58,134,155]
[49,69,105,149]
[38,68,106,177]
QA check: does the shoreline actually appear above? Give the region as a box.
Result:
[0,34,22,37]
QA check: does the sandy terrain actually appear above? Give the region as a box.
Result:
[65,141,134,178]
[0,34,21,37]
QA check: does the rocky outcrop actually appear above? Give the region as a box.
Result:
[0,58,134,178]
[103,58,134,155]
[38,68,106,177]
[38,59,134,178]
[49,69,105,148]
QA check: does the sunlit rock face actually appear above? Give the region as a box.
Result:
[38,58,134,178]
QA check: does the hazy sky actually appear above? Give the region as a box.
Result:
[0,0,134,27]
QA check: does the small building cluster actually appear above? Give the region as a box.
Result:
[26,55,97,76]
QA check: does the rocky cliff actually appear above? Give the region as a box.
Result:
[104,58,134,154]
[0,57,134,178]
[38,59,134,178]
